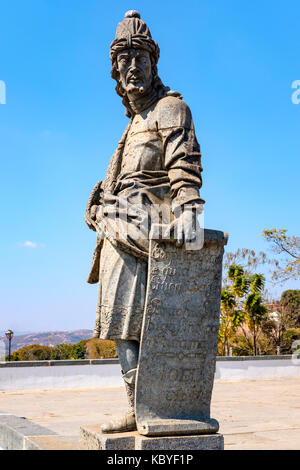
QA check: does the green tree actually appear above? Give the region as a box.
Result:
[244,274,268,355]
[280,290,300,327]
[231,329,276,356]
[223,248,273,287]
[262,229,300,282]
[259,295,300,354]
[280,328,300,354]
[219,288,245,356]
[50,342,87,360]
[219,265,268,356]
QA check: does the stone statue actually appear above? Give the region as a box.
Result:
[84,11,227,442]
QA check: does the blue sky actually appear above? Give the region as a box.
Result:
[0,0,299,333]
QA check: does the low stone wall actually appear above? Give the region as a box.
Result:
[1,356,299,391]
[215,355,300,382]
[0,359,122,391]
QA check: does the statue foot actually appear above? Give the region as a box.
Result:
[101,411,137,433]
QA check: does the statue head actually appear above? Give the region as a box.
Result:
[115,47,153,99]
[110,11,174,117]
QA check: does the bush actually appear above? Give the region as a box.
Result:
[10,344,53,361]
[85,338,117,359]
[9,341,88,361]
[49,341,87,360]
[9,339,118,362]
[280,328,300,354]
[230,331,276,356]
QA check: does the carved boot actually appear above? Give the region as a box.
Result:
[101,368,137,433]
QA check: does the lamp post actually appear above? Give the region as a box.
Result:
[252,316,257,356]
[5,330,14,362]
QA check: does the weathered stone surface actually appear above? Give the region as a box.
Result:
[80,425,135,450]
[137,418,219,437]
[135,433,224,450]
[136,232,227,436]
[0,414,56,450]
[80,425,224,450]
[24,435,79,450]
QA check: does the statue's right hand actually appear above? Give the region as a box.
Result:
[85,181,103,231]
[89,204,98,220]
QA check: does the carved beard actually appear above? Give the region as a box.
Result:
[125,80,149,96]
[114,69,162,117]
[124,70,153,97]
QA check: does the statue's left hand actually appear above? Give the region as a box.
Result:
[170,205,200,247]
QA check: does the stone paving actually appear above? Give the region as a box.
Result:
[1,378,300,450]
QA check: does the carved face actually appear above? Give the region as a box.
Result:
[116,48,152,97]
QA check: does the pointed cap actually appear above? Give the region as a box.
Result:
[110,11,160,64]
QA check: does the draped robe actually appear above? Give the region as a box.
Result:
[88,95,203,340]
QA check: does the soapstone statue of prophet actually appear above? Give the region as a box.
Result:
[85,10,204,433]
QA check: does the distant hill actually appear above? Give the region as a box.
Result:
[0,331,33,336]
[0,329,93,353]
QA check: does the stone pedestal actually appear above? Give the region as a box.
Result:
[80,425,224,450]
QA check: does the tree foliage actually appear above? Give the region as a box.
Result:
[262,229,300,282]
[49,341,87,360]
[9,339,118,361]
[10,341,87,361]
[231,330,276,356]
[10,344,53,361]
[280,290,300,327]
[85,338,117,359]
[219,288,245,356]
[223,248,273,284]
[219,265,267,356]
[280,328,300,354]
